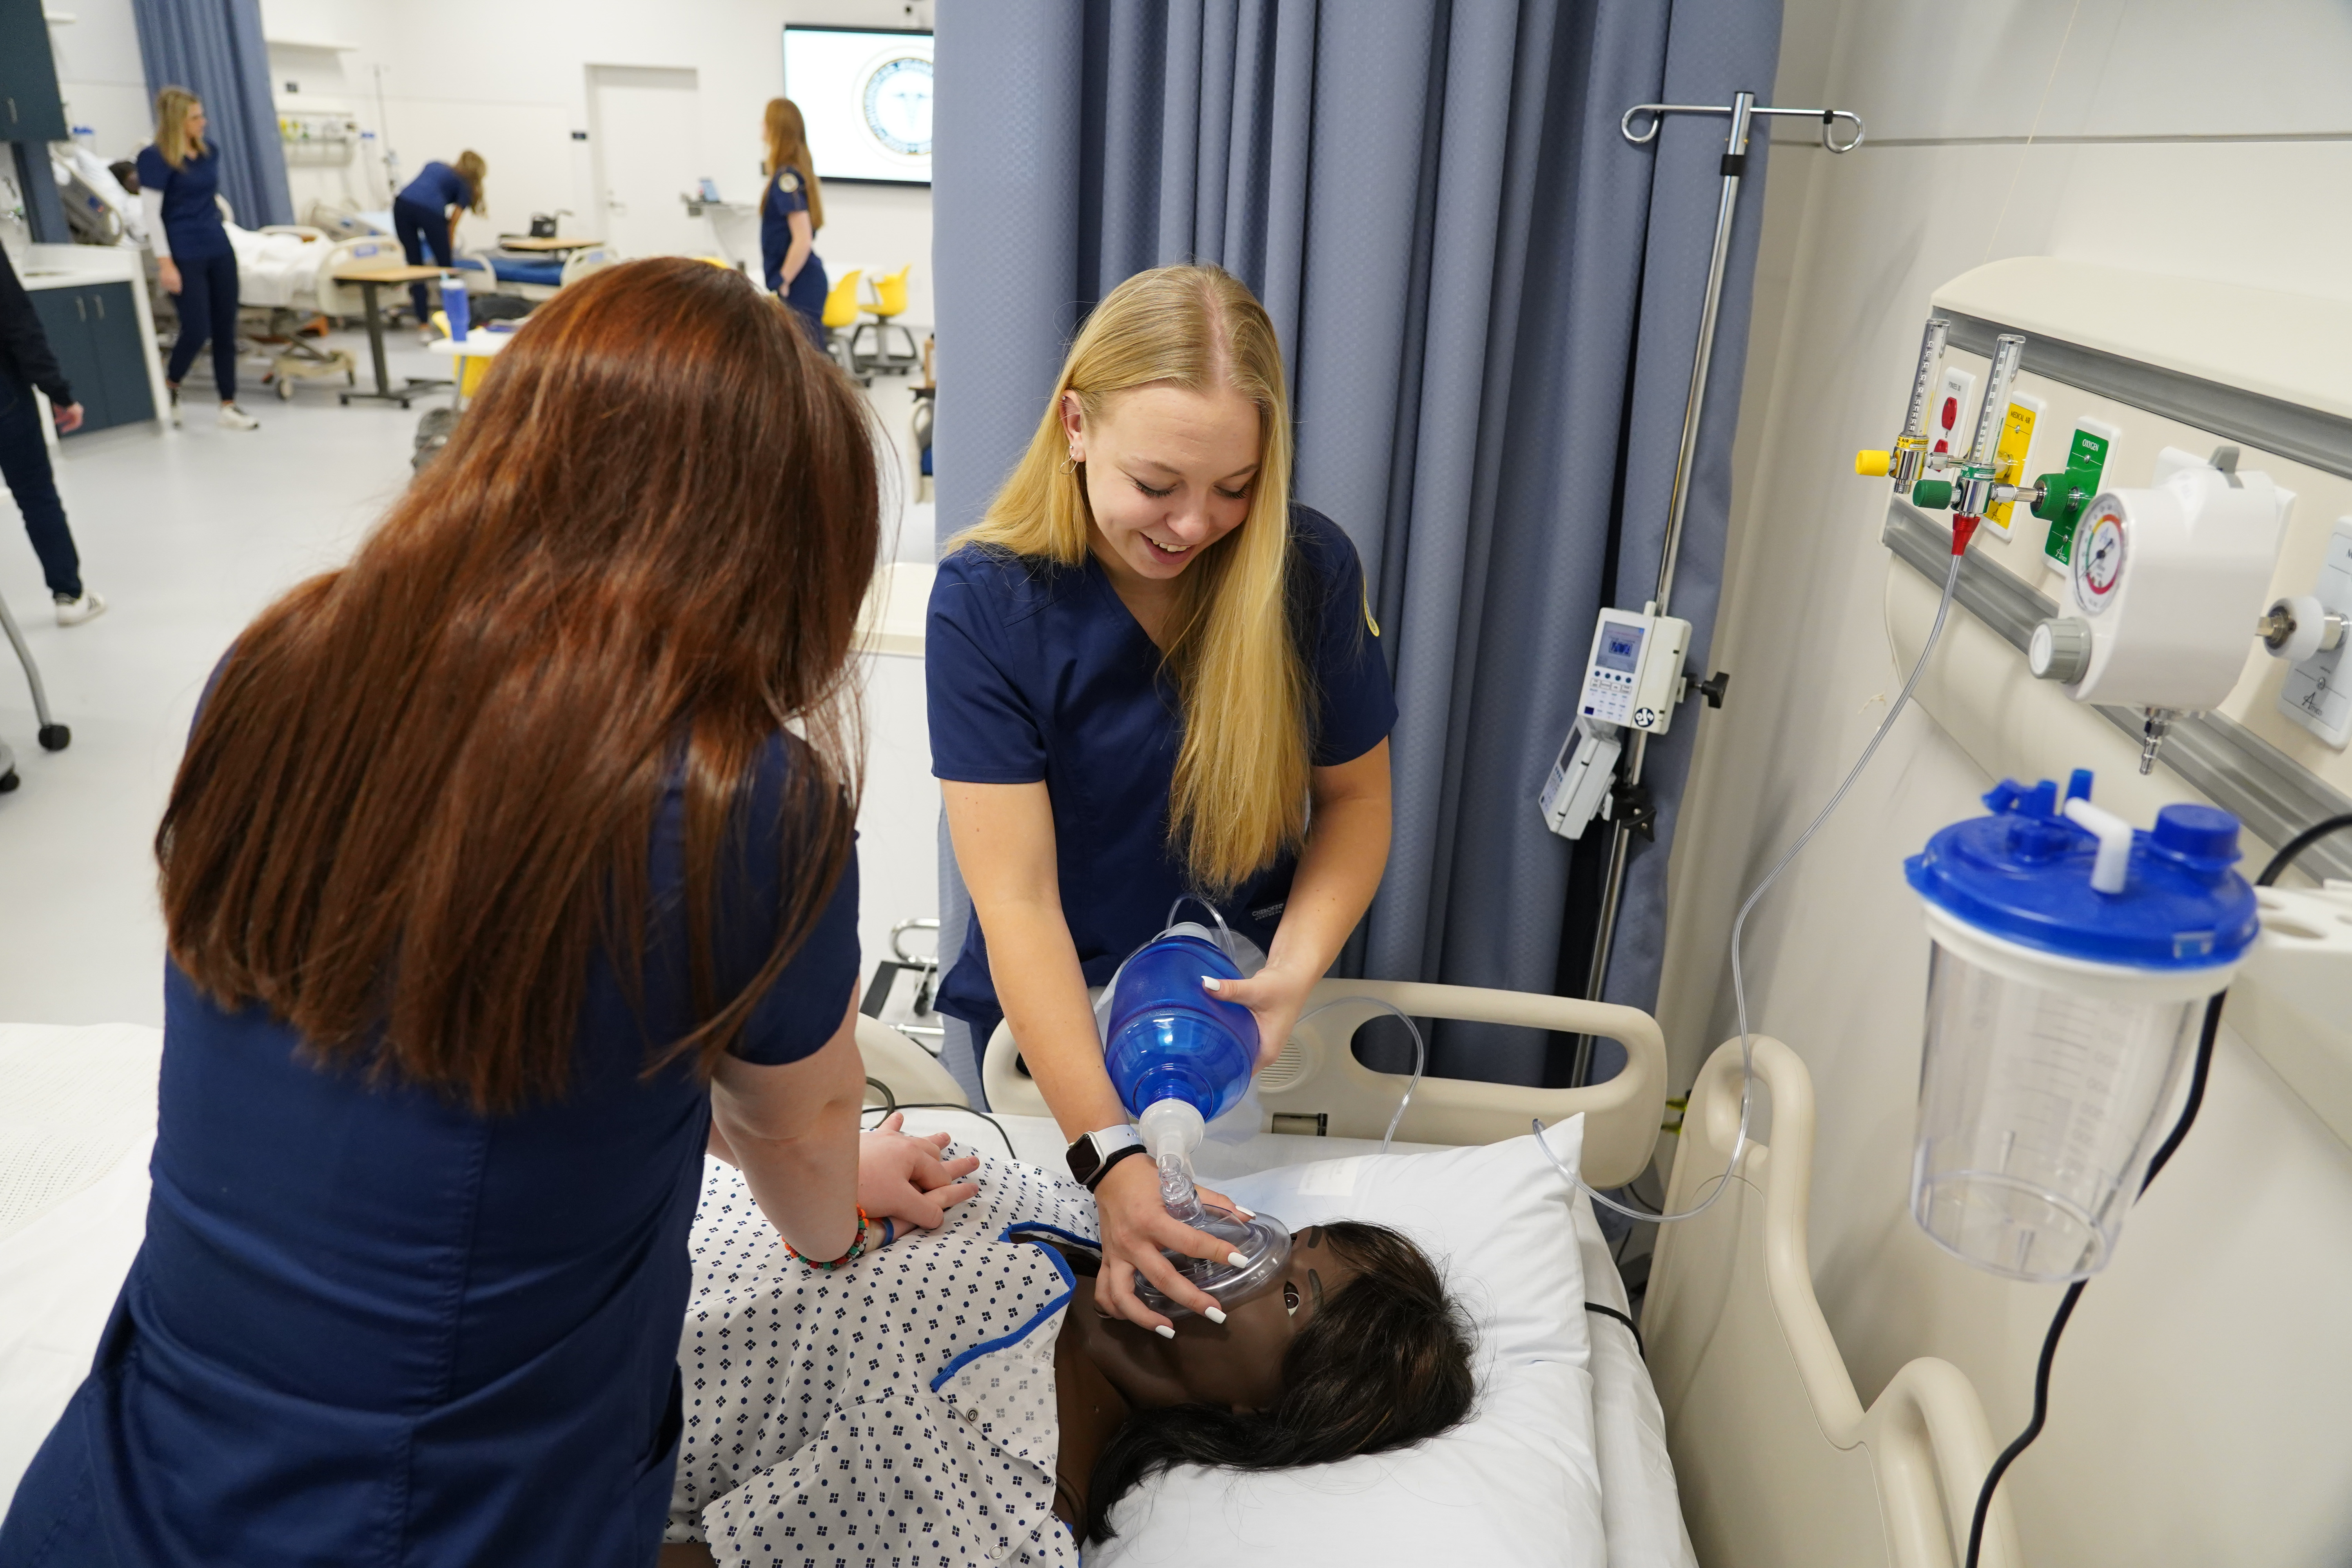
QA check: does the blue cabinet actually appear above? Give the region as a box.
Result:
[0,0,67,142]
[28,282,158,433]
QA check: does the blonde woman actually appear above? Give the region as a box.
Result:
[135,87,258,429]
[393,149,489,329]
[930,265,1396,1331]
[759,98,828,347]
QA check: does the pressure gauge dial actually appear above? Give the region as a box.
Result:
[2073,505,2126,614]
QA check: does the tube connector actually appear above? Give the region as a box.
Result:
[2062,797,2134,893]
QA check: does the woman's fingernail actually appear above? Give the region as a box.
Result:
[1154,1324,1176,1339]
[1201,977,1223,992]
[1236,1207,1256,1218]
[1204,1307,1228,1325]
[1227,1252,1250,1267]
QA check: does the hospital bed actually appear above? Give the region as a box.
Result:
[0,995,2016,1566]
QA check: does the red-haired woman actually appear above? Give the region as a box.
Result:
[0,260,972,1566]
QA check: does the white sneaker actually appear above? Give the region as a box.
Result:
[218,403,260,431]
[54,590,107,627]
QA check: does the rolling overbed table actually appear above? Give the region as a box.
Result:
[330,262,454,408]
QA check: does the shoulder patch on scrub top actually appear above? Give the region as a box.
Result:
[778,169,802,194]
[1361,576,1381,638]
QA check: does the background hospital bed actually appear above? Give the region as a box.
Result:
[0,996,2016,1567]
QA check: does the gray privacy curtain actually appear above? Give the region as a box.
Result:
[132,0,292,227]
[934,0,1781,1098]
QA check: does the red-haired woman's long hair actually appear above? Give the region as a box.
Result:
[157,257,878,1113]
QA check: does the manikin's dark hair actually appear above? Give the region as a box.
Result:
[1085,1221,1475,1543]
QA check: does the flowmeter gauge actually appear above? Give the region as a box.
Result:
[2073,505,2126,610]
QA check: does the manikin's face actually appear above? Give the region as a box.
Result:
[1061,383,1261,587]
[1074,1224,1365,1413]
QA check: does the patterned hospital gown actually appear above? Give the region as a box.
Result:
[668,1149,1101,1568]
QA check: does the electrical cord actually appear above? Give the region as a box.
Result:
[1541,544,1969,1225]
[860,1100,1022,1161]
[1959,811,2352,1568]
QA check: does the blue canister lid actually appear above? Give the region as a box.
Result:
[1902,770,2259,970]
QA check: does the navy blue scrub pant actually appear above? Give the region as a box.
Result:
[393,197,454,323]
[164,249,240,402]
[0,373,81,599]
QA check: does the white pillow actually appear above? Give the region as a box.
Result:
[1091,1116,1606,1568]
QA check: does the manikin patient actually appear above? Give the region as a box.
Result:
[661,1144,1474,1565]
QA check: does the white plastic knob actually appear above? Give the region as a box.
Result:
[2267,594,2328,663]
[2029,618,2093,683]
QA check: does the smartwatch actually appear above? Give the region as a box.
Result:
[1066,1124,1145,1190]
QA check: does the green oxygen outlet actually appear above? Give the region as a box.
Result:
[1911,478,1955,510]
[2037,423,2116,567]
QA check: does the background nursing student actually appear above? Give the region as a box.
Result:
[0,260,971,1567]
[135,87,258,432]
[930,265,1397,1332]
[393,150,491,334]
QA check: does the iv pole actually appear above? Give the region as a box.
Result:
[1568,91,1864,1086]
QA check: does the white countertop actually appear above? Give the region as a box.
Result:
[16,243,145,292]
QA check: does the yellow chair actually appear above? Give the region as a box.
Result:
[849,264,922,377]
[820,268,867,383]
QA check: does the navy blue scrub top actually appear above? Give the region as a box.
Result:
[134,142,232,261]
[760,167,826,304]
[0,737,858,1568]
[399,159,475,213]
[927,503,1394,1042]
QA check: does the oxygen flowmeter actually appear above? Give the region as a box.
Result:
[1540,602,1726,840]
[1905,771,2258,1281]
[1856,319,2112,559]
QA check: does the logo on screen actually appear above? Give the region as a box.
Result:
[862,56,934,157]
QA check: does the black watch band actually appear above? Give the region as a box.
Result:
[1083,1142,1151,1192]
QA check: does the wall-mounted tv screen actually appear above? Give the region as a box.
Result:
[782,25,933,186]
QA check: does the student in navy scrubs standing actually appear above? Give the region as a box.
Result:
[392,149,489,328]
[930,265,1397,1333]
[135,87,258,431]
[0,260,977,1566]
[759,97,829,348]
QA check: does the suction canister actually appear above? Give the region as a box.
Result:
[1101,920,1289,1317]
[1904,773,2257,1282]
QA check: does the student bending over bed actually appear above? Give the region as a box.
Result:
[661,1143,1474,1566]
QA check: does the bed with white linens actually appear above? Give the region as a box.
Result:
[0,983,2020,1566]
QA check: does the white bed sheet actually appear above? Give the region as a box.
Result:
[0,1032,1693,1568]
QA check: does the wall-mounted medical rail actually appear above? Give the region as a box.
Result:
[1570,91,1863,1085]
[1938,313,2352,483]
[1882,498,2352,883]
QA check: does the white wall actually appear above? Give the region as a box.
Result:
[45,0,149,166]
[1661,2,2352,1561]
[252,0,935,327]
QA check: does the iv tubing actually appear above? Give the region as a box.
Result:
[1542,541,1969,1225]
[1292,996,1427,1154]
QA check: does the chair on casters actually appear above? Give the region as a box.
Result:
[821,269,868,386]
[0,593,71,791]
[849,265,921,377]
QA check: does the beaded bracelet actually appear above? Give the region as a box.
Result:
[784,1207,871,1271]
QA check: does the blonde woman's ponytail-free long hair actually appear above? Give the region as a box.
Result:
[953,265,1310,895]
[155,86,205,170]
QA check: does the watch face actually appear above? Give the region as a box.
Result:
[2074,507,2126,613]
[1066,1137,1100,1182]
[862,56,934,157]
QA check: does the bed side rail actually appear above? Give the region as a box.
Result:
[1643,1036,2019,1568]
[982,978,1668,1190]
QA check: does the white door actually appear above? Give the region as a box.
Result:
[588,65,706,259]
